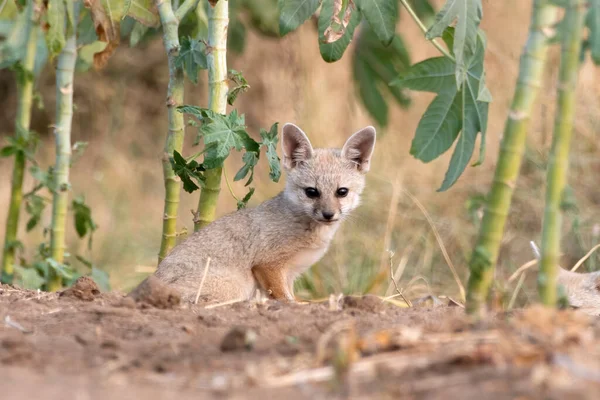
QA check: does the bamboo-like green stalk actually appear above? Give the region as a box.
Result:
[466,0,559,315]
[156,0,200,263]
[194,0,229,231]
[47,6,80,292]
[1,3,37,284]
[539,0,586,306]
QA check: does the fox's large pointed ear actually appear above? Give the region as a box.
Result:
[281,123,314,170]
[341,126,376,173]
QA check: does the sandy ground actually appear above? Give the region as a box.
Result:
[2,279,600,399]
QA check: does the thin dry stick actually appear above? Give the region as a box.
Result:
[508,271,527,310]
[204,298,243,309]
[194,257,212,304]
[386,251,412,307]
[403,190,465,302]
[385,235,418,296]
[571,243,600,272]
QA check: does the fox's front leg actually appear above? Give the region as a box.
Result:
[252,266,295,302]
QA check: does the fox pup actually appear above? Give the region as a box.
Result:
[149,123,376,303]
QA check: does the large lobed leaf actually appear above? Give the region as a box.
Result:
[175,36,207,84]
[198,110,260,169]
[318,0,361,62]
[84,0,123,68]
[588,0,600,64]
[278,0,320,36]
[126,0,160,27]
[392,31,490,191]
[426,0,482,88]
[355,0,398,45]
[353,24,411,127]
[82,0,158,68]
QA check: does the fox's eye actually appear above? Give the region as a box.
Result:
[304,187,320,199]
[336,188,349,198]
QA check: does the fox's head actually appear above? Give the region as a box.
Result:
[281,123,376,225]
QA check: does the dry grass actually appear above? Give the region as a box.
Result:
[0,1,599,307]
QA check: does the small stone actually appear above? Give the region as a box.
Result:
[220,326,257,352]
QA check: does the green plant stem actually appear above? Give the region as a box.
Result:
[398,0,455,61]
[539,0,586,306]
[1,4,36,284]
[466,0,559,316]
[222,165,240,203]
[195,0,229,231]
[48,7,79,292]
[156,0,199,263]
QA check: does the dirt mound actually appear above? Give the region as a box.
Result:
[1,284,600,399]
[127,275,181,309]
[59,276,101,301]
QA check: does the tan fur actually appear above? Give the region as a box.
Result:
[557,268,600,315]
[148,124,376,303]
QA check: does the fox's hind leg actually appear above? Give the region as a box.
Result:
[252,265,295,302]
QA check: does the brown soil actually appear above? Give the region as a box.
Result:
[2,284,600,399]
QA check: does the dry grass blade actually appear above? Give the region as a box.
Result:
[508,271,527,310]
[194,257,212,304]
[403,190,465,302]
[571,243,600,272]
[507,259,538,283]
[379,175,403,277]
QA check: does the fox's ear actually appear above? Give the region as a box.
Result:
[281,123,314,169]
[342,126,376,173]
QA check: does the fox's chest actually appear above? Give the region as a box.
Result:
[286,224,339,278]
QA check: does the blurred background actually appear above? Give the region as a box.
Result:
[1,0,599,305]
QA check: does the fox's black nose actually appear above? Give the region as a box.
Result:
[322,211,335,220]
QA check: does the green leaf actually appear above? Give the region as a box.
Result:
[200,110,259,169]
[46,0,67,57]
[318,0,362,62]
[237,187,255,210]
[25,194,46,232]
[129,21,149,46]
[78,9,99,46]
[72,196,98,238]
[394,34,489,190]
[0,3,30,69]
[65,0,76,36]
[227,69,250,105]
[426,0,483,88]
[355,0,398,45]
[76,41,108,72]
[170,150,206,193]
[260,122,281,182]
[46,257,75,280]
[126,0,161,27]
[0,145,16,157]
[234,151,259,185]
[588,0,600,64]
[408,0,436,25]
[75,254,94,268]
[175,36,207,84]
[244,0,281,37]
[354,25,411,126]
[278,0,320,36]
[228,13,247,54]
[14,265,45,290]
[30,165,56,191]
